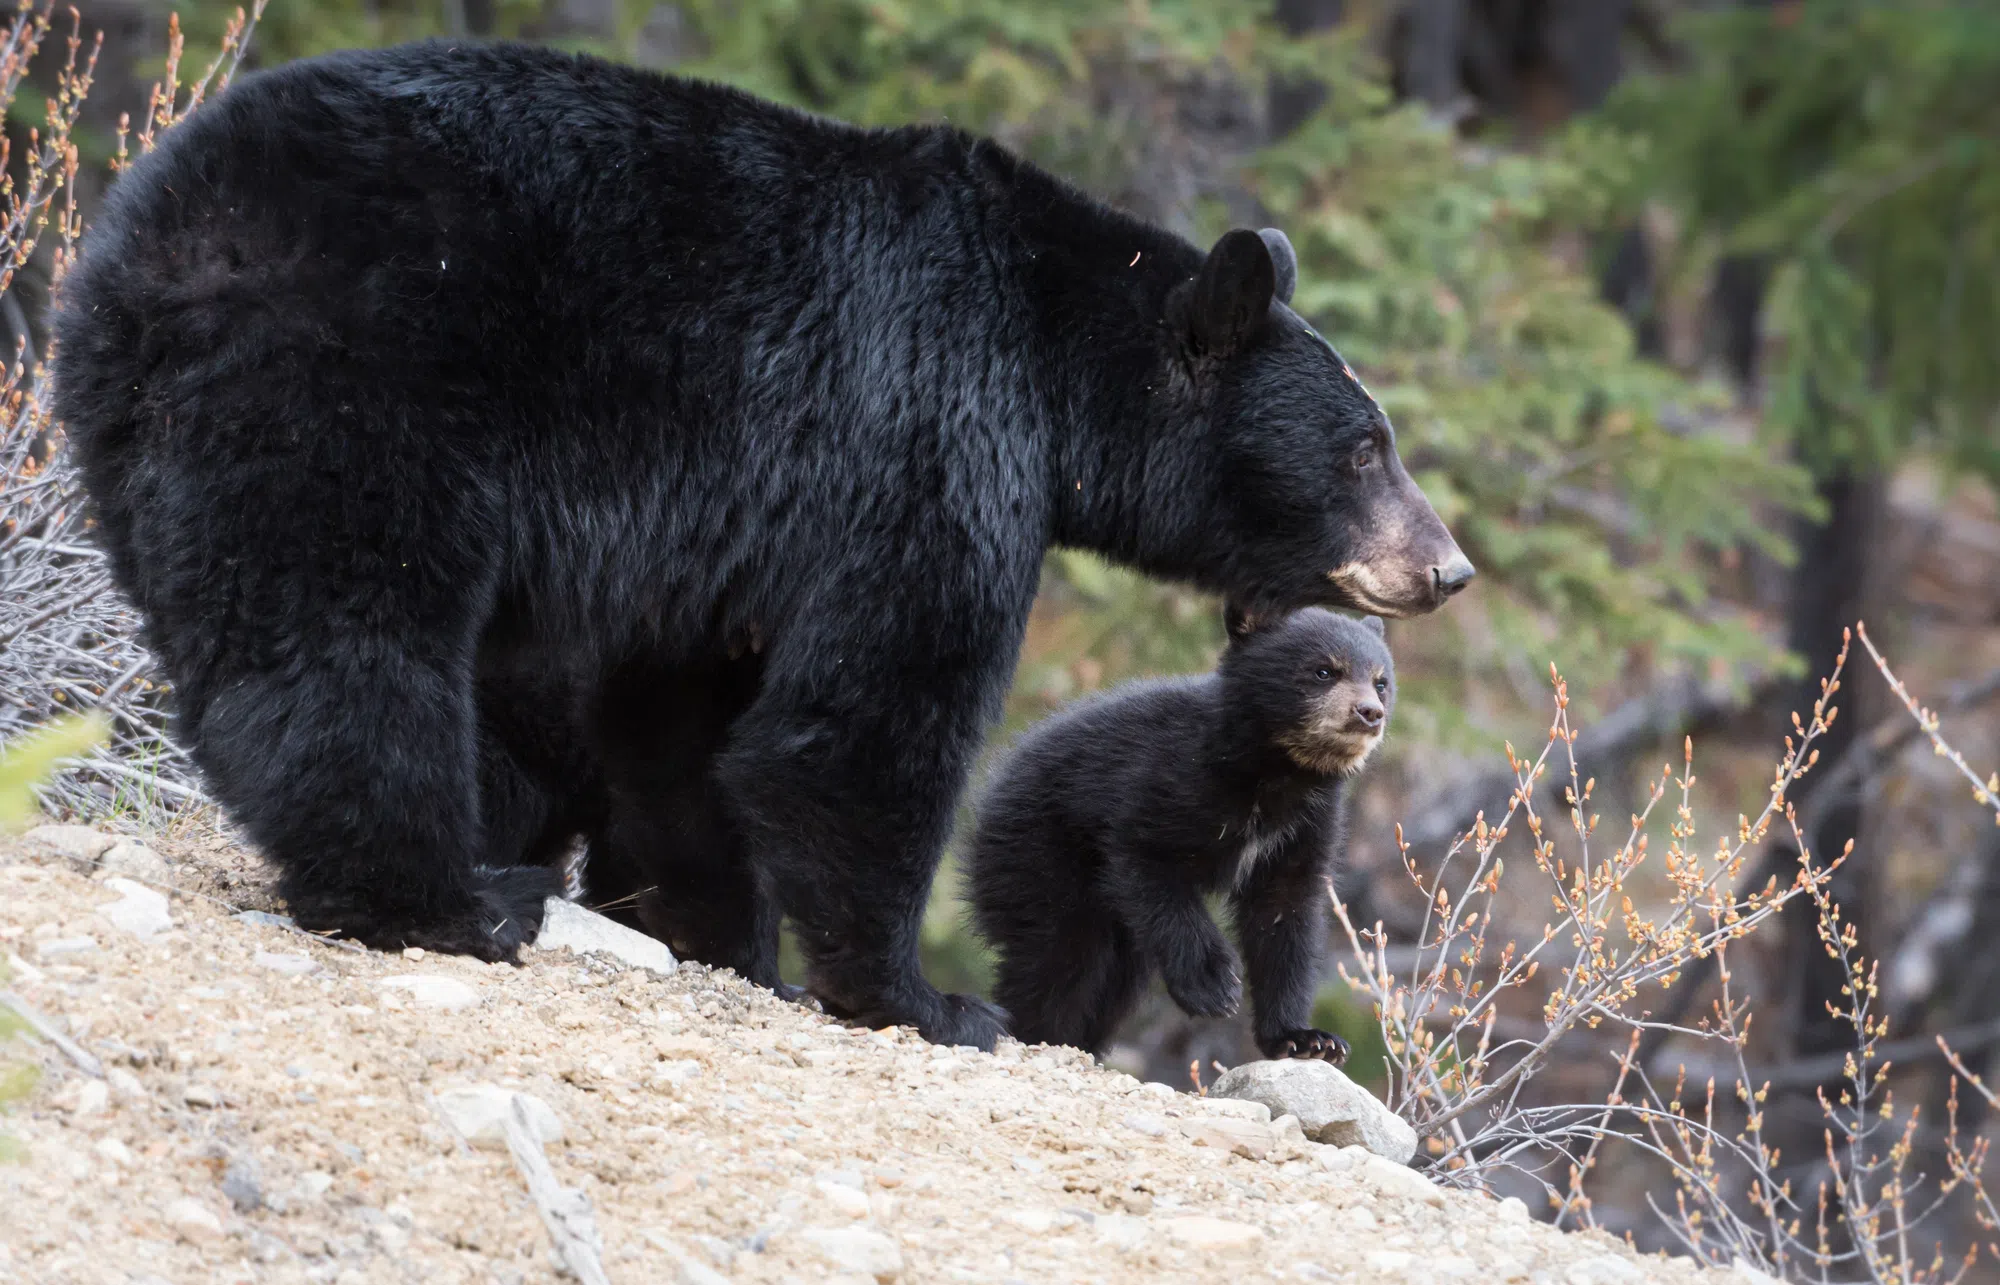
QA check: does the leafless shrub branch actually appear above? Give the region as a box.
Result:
[0,3,263,824]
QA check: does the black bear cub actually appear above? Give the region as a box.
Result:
[969,606,1394,1063]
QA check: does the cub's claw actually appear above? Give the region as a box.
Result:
[1269,1027,1348,1064]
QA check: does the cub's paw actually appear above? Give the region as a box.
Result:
[1164,947,1242,1020]
[1263,1027,1349,1064]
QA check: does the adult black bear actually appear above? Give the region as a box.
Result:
[53,41,1472,1049]
[968,607,1392,1061]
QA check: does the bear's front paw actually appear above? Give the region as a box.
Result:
[1164,947,1242,1019]
[1262,1027,1349,1064]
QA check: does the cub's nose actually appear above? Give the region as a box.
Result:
[1353,700,1385,730]
[1432,553,1476,601]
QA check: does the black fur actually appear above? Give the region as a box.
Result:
[52,40,1467,1050]
[967,607,1395,1062]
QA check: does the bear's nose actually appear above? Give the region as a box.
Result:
[1353,700,1384,730]
[1432,554,1476,600]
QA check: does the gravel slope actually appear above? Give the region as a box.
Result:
[0,830,1729,1285]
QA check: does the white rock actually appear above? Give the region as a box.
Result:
[797,1226,903,1279]
[3,952,43,982]
[98,878,173,939]
[815,1179,872,1219]
[533,897,678,975]
[94,1137,134,1166]
[1498,1195,1531,1222]
[1196,1095,1271,1124]
[1360,1153,1445,1208]
[162,1197,224,1243]
[99,839,168,882]
[1568,1256,1644,1285]
[23,825,115,866]
[252,950,318,976]
[1094,1213,1151,1251]
[433,1085,564,1151]
[294,1172,335,1201]
[107,1067,147,1102]
[1180,1115,1276,1160]
[378,974,481,1011]
[1366,1250,1415,1273]
[1120,1112,1168,1138]
[1268,1113,1309,1161]
[1209,1059,1418,1163]
[183,1083,222,1108]
[1164,1215,1263,1250]
[54,1079,109,1116]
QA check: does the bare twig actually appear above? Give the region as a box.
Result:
[503,1094,612,1285]
[1856,623,2000,825]
[0,988,103,1077]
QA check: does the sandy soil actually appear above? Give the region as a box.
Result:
[0,827,1737,1285]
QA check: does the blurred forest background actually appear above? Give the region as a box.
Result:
[4,0,1999,1261]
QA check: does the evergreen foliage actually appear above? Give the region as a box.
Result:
[1610,0,2000,483]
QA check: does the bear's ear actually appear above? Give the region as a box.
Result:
[1258,228,1297,306]
[1224,600,1263,641]
[1361,615,1384,637]
[1175,229,1276,359]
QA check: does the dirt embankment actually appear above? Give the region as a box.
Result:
[0,829,1732,1285]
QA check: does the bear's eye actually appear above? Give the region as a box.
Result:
[1374,677,1389,695]
[1314,666,1337,683]
[1350,448,1375,472]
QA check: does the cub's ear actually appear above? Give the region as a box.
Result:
[1258,228,1297,306]
[1361,615,1385,637]
[1172,229,1276,358]
[1224,600,1263,641]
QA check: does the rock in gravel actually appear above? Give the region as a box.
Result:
[814,1179,872,1219]
[1095,1213,1152,1251]
[1180,1115,1276,1161]
[252,950,317,976]
[533,896,678,976]
[233,910,298,932]
[1120,1112,1168,1138]
[221,1156,264,1212]
[183,1083,223,1109]
[433,1084,564,1151]
[99,839,168,882]
[1165,1214,1264,1250]
[378,974,481,1011]
[1196,1096,1271,1124]
[97,878,173,939]
[797,1225,903,1279]
[22,825,115,867]
[162,1197,224,1243]
[1209,1059,1418,1164]
[1359,1151,1445,1208]
[53,1079,109,1117]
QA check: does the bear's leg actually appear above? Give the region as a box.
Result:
[1232,850,1347,1064]
[582,651,790,992]
[1103,861,1243,1021]
[187,637,561,961]
[590,787,788,993]
[715,655,1008,1050]
[991,913,1146,1055]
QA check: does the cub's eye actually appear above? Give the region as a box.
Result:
[1374,677,1389,695]
[1351,448,1375,471]
[1314,666,1337,683]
